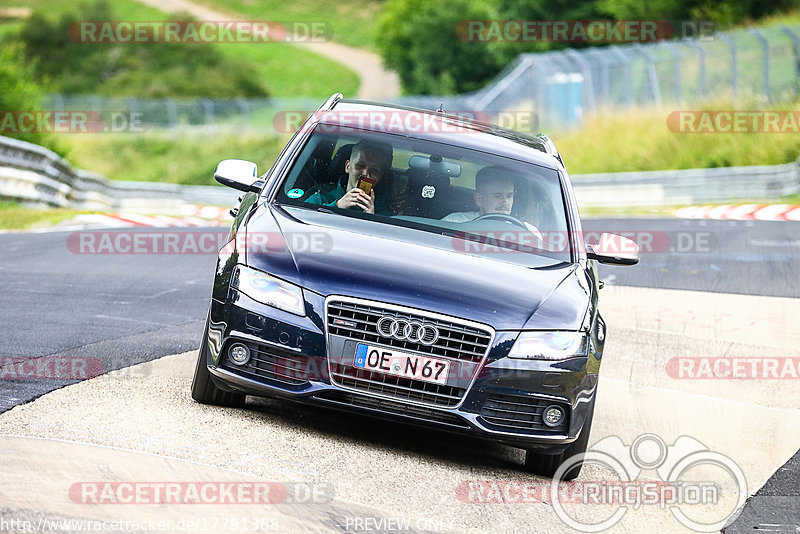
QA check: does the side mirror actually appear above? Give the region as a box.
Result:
[586,233,639,265]
[214,159,262,193]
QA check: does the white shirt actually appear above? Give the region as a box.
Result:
[441,211,479,222]
[441,211,543,240]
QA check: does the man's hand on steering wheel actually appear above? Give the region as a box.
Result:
[473,213,529,229]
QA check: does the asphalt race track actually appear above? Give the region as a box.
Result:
[581,218,800,298]
[1,217,798,533]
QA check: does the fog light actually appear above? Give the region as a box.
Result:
[543,405,565,427]
[228,343,251,366]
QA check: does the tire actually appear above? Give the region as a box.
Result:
[524,400,595,480]
[190,314,246,407]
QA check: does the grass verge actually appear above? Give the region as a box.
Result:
[555,98,800,174]
[194,0,382,50]
[60,130,290,185]
[0,0,359,98]
[0,201,84,230]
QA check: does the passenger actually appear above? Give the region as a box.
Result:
[307,140,394,215]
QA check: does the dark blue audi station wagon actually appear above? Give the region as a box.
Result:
[191,94,638,479]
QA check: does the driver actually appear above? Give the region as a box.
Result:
[443,166,540,237]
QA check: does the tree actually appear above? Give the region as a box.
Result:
[376,0,502,94]
[0,43,61,153]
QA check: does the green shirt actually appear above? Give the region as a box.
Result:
[306,183,393,216]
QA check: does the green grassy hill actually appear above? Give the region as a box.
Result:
[0,0,359,98]
[193,0,382,50]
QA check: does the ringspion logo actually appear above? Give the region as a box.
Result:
[549,434,746,532]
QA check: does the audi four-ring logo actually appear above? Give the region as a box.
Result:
[376,316,440,345]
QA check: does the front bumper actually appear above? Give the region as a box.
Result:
[205,290,598,451]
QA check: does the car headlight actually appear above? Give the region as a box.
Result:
[507,331,587,360]
[232,265,306,316]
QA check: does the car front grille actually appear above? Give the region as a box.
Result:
[326,299,493,407]
[328,301,492,364]
[329,361,464,407]
[479,394,569,434]
[315,390,470,429]
[222,341,310,388]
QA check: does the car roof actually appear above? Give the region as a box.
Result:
[315,99,563,172]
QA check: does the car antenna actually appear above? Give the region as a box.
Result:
[436,102,445,113]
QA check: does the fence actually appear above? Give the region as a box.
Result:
[405,22,800,129]
[42,22,800,132]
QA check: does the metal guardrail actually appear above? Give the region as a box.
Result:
[571,159,800,207]
[0,135,238,210]
[0,135,797,210]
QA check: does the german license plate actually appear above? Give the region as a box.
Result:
[353,343,450,385]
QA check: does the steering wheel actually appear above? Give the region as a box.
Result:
[473,213,529,229]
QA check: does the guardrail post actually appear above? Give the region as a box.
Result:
[660,42,682,102]
[51,93,64,111]
[564,49,597,115]
[166,98,177,128]
[632,43,662,108]
[585,48,612,107]
[202,98,214,127]
[717,33,737,99]
[608,46,632,107]
[748,28,771,101]
[685,40,707,99]
[238,98,250,126]
[781,26,800,96]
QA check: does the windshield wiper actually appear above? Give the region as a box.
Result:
[315,206,336,214]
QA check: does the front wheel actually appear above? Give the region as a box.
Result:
[190,313,246,407]
[524,400,595,480]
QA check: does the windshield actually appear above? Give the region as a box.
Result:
[274,127,572,263]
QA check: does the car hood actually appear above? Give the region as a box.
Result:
[243,205,588,330]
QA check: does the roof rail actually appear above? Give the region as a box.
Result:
[535,133,564,166]
[318,93,343,113]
